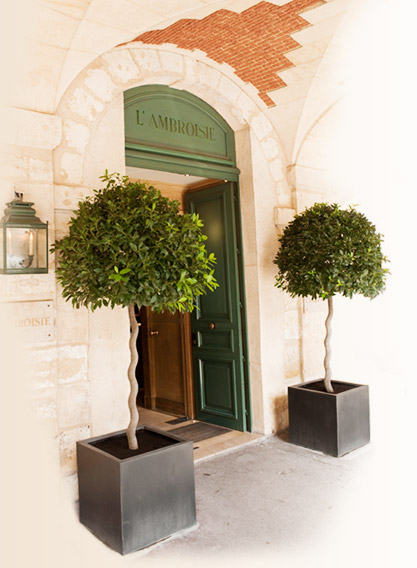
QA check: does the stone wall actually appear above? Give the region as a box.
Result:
[1,0,357,490]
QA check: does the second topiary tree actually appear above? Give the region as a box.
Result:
[52,172,218,450]
[274,202,389,393]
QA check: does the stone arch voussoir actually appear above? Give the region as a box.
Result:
[54,45,289,204]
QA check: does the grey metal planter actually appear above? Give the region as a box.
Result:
[288,380,370,457]
[76,425,196,555]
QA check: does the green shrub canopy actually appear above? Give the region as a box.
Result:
[274,203,389,300]
[52,172,218,312]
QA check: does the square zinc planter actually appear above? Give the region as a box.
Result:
[288,380,370,457]
[76,425,196,555]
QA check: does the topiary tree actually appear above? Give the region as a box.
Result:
[51,171,218,450]
[274,202,389,393]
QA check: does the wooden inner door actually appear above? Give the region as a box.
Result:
[140,307,194,418]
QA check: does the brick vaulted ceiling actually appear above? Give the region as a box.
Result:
[129,0,324,107]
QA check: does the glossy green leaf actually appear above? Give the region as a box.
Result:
[52,172,219,312]
[274,203,389,301]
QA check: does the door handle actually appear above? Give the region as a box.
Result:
[150,330,159,336]
[209,322,215,330]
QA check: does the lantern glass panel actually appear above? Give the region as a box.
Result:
[5,227,47,270]
[36,228,47,269]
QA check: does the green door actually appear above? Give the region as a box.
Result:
[185,183,249,431]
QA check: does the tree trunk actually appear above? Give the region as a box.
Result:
[127,303,139,450]
[323,296,334,393]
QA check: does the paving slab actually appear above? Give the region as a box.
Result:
[132,434,383,566]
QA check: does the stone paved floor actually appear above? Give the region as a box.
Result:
[120,431,404,568]
[139,435,377,564]
[11,402,414,568]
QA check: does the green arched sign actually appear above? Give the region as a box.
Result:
[124,85,239,180]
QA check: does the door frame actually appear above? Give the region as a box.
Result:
[124,84,252,430]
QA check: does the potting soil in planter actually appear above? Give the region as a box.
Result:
[298,381,358,394]
[90,428,178,459]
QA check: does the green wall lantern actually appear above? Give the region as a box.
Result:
[0,193,48,274]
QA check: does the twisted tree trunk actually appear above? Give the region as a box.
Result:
[126,303,139,450]
[323,296,334,393]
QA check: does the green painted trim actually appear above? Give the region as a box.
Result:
[124,84,237,168]
[125,149,240,181]
[125,141,235,167]
[1,267,49,275]
[232,182,252,432]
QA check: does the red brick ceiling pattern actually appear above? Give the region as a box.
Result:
[131,0,323,106]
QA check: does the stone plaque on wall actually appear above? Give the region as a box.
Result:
[7,300,55,343]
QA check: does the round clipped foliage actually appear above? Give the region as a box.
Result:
[274,203,389,300]
[52,172,218,312]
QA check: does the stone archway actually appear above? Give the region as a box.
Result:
[53,44,292,438]
[54,45,289,197]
